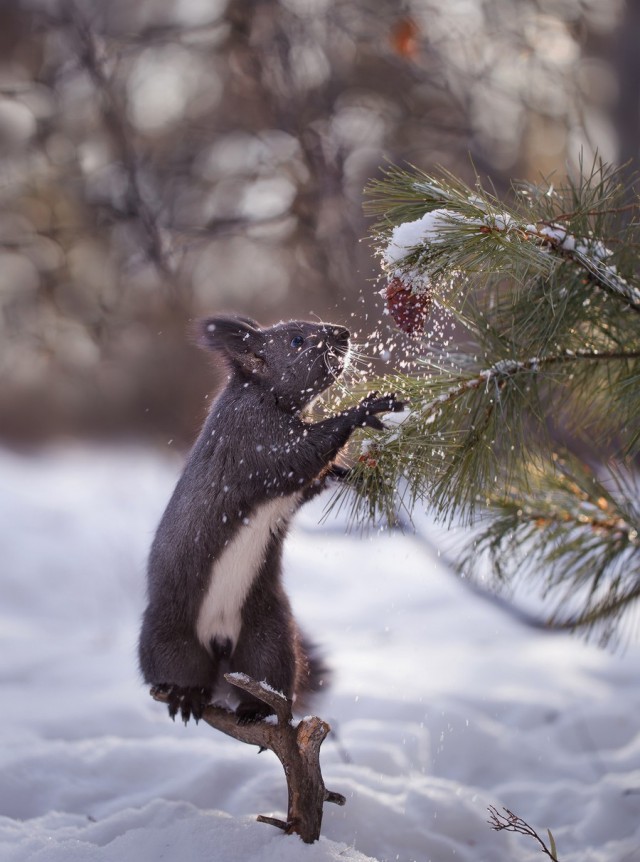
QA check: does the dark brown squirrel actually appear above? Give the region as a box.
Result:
[138,315,403,724]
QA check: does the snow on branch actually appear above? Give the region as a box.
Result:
[421,348,640,418]
[381,205,640,312]
[356,161,640,639]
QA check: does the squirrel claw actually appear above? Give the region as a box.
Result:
[358,391,405,428]
[364,416,385,431]
[153,684,211,725]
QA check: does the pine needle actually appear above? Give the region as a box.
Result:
[341,157,640,639]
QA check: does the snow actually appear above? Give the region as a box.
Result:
[1,445,640,862]
[382,209,473,266]
[382,208,518,270]
[538,223,612,261]
[538,223,570,245]
[383,208,640,310]
[536,224,640,307]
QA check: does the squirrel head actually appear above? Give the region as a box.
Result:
[198,315,350,411]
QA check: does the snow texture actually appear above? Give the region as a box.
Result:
[384,207,640,310]
[538,223,612,260]
[383,209,473,267]
[382,208,525,270]
[1,446,639,862]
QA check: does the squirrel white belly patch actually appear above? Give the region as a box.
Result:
[196,493,301,652]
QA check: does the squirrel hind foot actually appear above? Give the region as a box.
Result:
[153,683,212,725]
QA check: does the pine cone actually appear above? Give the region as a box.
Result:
[384,276,432,335]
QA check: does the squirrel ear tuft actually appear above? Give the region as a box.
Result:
[235,315,261,329]
[198,316,261,351]
[197,316,266,374]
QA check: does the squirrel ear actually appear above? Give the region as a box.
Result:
[234,315,261,329]
[198,316,266,374]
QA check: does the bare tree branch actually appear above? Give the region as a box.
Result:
[63,0,178,298]
[151,672,345,844]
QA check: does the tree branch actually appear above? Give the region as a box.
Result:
[422,349,640,418]
[151,673,345,844]
[548,579,640,632]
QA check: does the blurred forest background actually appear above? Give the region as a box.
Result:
[0,0,635,447]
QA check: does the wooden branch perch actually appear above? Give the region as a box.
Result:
[151,672,345,843]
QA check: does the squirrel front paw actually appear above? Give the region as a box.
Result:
[151,683,211,725]
[357,391,406,430]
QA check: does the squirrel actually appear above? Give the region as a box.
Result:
[138,315,403,724]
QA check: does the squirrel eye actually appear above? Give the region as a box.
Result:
[290,335,304,349]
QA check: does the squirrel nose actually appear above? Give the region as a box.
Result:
[331,327,350,345]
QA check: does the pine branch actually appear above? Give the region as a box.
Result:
[367,160,640,313]
[334,345,640,526]
[457,457,640,643]
[550,202,640,222]
[342,157,640,639]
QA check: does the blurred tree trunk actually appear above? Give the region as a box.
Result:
[613,0,640,184]
[224,0,362,305]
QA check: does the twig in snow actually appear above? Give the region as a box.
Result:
[488,805,560,861]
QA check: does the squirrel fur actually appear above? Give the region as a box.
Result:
[138,315,402,724]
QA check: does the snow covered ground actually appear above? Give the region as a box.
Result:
[0,445,639,862]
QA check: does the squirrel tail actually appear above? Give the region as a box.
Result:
[294,629,332,712]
